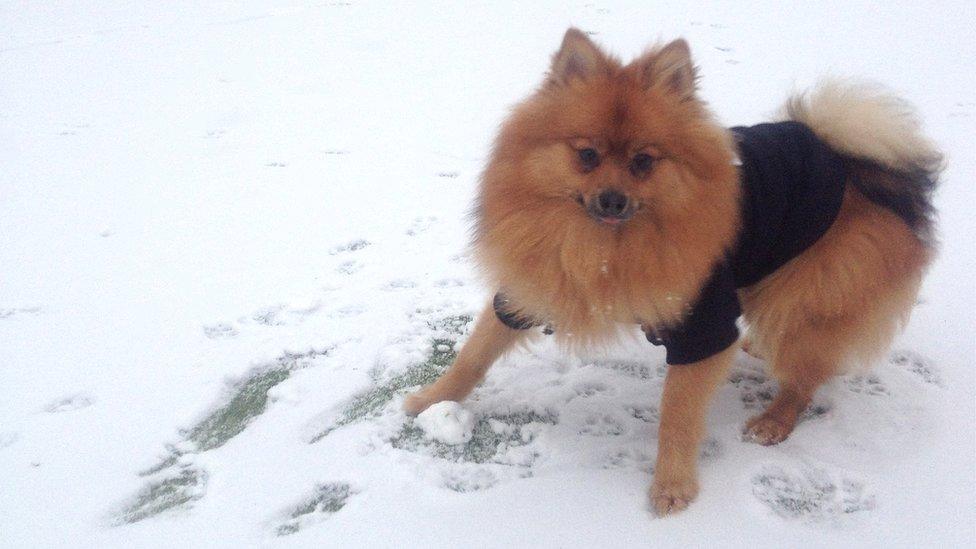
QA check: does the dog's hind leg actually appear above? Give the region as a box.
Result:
[740,188,931,445]
[403,299,527,415]
[743,330,839,445]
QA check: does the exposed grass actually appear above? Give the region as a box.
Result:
[390,410,557,464]
[185,366,292,451]
[120,349,330,524]
[117,468,205,525]
[751,466,875,521]
[275,483,353,536]
[138,446,182,477]
[185,349,330,451]
[309,315,471,443]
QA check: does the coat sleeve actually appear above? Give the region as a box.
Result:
[644,263,741,365]
[493,292,540,330]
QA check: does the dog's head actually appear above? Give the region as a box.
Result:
[474,29,741,335]
[479,29,737,232]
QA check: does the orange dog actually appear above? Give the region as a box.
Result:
[405,29,940,516]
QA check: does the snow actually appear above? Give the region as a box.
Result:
[1,1,974,547]
[415,401,475,446]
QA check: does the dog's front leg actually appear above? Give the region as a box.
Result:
[651,345,735,516]
[403,299,526,416]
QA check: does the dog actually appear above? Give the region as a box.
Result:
[404,28,941,516]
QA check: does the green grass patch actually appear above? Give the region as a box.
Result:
[390,410,557,464]
[185,365,292,451]
[184,349,329,451]
[309,315,471,443]
[276,483,354,536]
[120,349,330,524]
[117,468,205,524]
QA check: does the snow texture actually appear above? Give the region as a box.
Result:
[415,402,475,445]
[0,1,973,548]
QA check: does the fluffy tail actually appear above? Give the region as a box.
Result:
[781,79,943,241]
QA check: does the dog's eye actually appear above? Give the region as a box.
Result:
[631,153,654,175]
[578,148,600,171]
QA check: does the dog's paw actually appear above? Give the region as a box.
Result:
[743,414,792,446]
[403,388,441,416]
[650,475,699,517]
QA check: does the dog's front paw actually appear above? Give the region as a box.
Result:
[650,475,699,517]
[743,414,792,445]
[403,387,443,416]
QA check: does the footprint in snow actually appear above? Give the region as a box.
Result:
[44,393,95,413]
[728,363,776,410]
[441,468,499,492]
[889,350,942,386]
[0,306,42,319]
[578,413,627,436]
[58,122,90,136]
[625,405,658,423]
[239,303,323,327]
[329,239,370,255]
[406,216,437,236]
[844,374,889,396]
[336,260,363,274]
[699,437,723,460]
[603,447,653,472]
[203,323,238,339]
[383,279,417,291]
[0,432,19,449]
[329,305,365,318]
[250,306,286,326]
[800,401,832,421]
[592,359,659,380]
[949,102,974,118]
[570,380,614,400]
[751,463,875,523]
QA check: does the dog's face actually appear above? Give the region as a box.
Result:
[475,29,740,336]
[485,29,735,235]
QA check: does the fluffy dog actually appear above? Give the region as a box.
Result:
[405,29,941,516]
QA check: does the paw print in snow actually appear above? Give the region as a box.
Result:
[406,217,437,236]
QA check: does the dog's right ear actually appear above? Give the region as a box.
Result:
[547,28,605,86]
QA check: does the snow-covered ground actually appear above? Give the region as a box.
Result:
[1,1,973,547]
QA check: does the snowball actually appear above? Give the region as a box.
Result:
[414,401,474,445]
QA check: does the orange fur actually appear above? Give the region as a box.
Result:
[406,29,939,516]
[474,36,740,346]
[740,186,932,444]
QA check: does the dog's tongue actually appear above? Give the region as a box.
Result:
[601,217,622,225]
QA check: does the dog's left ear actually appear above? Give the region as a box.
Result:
[639,39,697,99]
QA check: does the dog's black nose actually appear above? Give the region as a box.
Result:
[596,190,629,217]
